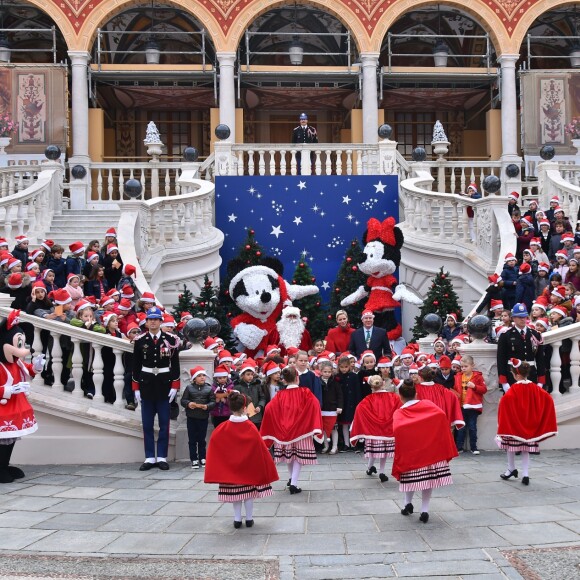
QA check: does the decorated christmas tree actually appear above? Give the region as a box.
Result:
[172,285,196,318]
[219,227,265,319]
[291,254,328,341]
[328,238,367,326]
[411,267,463,340]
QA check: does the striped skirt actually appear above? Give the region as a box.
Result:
[273,437,318,465]
[217,483,273,503]
[497,436,540,454]
[364,438,395,459]
[399,460,453,492]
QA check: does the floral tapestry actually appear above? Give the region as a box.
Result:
[539,78,565,144]
[17,73,47,143]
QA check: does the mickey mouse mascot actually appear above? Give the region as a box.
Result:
[341,217,422,345]
[0,310,43,483]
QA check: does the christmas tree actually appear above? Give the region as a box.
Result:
[172,285,196,318]
[411,267,463,340]
[328,238,367,326]
[291,254,328,341]
[218,227,265,319]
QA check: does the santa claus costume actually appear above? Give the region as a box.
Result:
[392,381,458,523]
[350,375,401,483]
[260,366,323,494]
[416,367,465,430]
[497,359,557,486]
[0,310,42,483]
[204,391,278,528]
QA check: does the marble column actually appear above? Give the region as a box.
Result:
[217,52,236,143]
[361,53,380,145]
[68,51,91,163]
[498,54,520,163]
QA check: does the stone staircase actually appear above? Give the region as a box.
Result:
[45,208,121,248]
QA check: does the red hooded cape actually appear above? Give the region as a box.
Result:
[349,390,401,445]
[260,386,323,446]
[391,400,458,481]
[497,381,557,443]
[204,419,279,486]
[416,382,465,428]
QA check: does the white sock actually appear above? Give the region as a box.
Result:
[521,451,530,477]
[291,461,302,486]
[331,429,338,450]
[157,457,166,463]
[244,498,254,520]
[367,458,375,469]
[379,457,387,473]
[506,451,515,473]
[233,501,242,522]
[144,458,156,464]
[421,488,433,513]
[342,424,350,447]
[404,491,414,505]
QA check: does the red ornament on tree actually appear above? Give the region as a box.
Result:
[227,312,232,317]
[352,266,358,271]
[441,275,446,279]
[178,294,182,299]
[346,257,352,263]
[249,229,255,235]
[444,294,448,298]
[316,302,320,307]
[225,290,229,296]
[433,300,439,306]
[256,251,261,256]
[245,245,251,250]
[293,280,296,284]
[335,288,340,293]
[299,263,305,268]
[311,277,315,282]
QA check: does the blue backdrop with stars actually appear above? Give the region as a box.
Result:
[215,175,399,302]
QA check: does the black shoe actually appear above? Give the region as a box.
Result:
[522,476,530,486]
[139,462,155,471]
[366,466,377,476]
[515,451,521,456]
[0,469,14,484]
[401,503,414,516]
[379,473,389,483]
[233,521,242,529]
[289,485,302,495]
[286,478,291,488]
[500,469,518,480]
[7,466,25,479]
[157,461,169,471]
[246,519,254,528]
[419,512,429,523]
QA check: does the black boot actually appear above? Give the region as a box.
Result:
[0,443,16,484]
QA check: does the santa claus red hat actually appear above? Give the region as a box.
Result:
[189,366,207,381]
[519,263,531,274]
[161,314,175,327]
[561,232,575,243]
[204,337,219,351]
[121,285,135,299]
[551,285,567,300]
[100,296,115,308]
[408,363,419,374]
[0,238,8,248]
[550,305,568,318]
[536,318,550,330]
[41,239,54,252]
[232,352,247,365]
[69,241,85,255]
[141,292,156,303]
[360,349,376,363]
[180,312,193,322]
[550,195,560,205]
[508,191,519,201]
[490,299,504,311]
[433,337,446,346]
[105,228,117,238]
[495,325,510,338]
[467,182,478,193]
[427,357,440,369]
[446,313,458,323]
[377,356,392,368]
[75,299,93,313]
[30,249,45,262]
[508,358,522,368]
[0,252,11,267]
[107,288,120,299]
[15,235,28,244]
[7,257,21,270]
[532,299,547,311]
[123,264,137,277]
[41,268,53,280]
[117,298,133,311]
[266,344,281,357]
[263,360,281,377]
[218,350,233,363]
[213,364,230,378]
[286,346,300,357]
[240,358,257,375]
[361,309,374,318]
[102,312,117,327]
[25,262,36,272]
[537,262,550,274]
[400,348,414,360]
[555,250,568,260]
[87,251,99,263]
[31,280,46,292]
[67,273,80,283]
[529,238,541,247]
[504,253,516,262]
[6,273,22,289]
[439,355,452,369]
[554,206,565,214]
[126,322,140,335]
[52,288,72,305]
[451,356,462,367]
[106,243,119,254]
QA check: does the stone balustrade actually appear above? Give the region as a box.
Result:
[421,160,503,195]
[0,165,42,198]
[0,162,62,243]
[537,160,580,219]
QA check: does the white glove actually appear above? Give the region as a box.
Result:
[32,354,46,372]
[168,390,177,403]
[502,383,510,393]
[12,382,30,395]
[336,408,342,414]
[134,390,142,404]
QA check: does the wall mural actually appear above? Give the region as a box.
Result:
[17,74,46,143]
[539,78,565,144]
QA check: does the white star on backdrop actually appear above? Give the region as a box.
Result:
[227,214,237,222]
[320,211,326,217]
[248,187,256,195]
[301,249,309,256]
[293,216,303,226]
[374,181,386,193]
[271,225,284,238]
[298,181,307,190]
[347,214,354,221]
[312,204,319,213]
[321,281,330,290]
[342,195,351,204]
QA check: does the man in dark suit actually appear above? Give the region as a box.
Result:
[292,113,318,174]
[132,306,181,471]
[348,310,392,362]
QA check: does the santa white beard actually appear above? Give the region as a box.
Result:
[277,317,306,349]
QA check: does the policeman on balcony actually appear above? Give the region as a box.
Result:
[292,113,318,173]
[132,306,181,471]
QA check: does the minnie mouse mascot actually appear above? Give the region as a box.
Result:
[341,217,422,343]
[0,310,44,483]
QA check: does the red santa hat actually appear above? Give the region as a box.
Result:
[180,312,193,322]
[561,233,575,243]
[41,268,53,280]
[504,253,516,262]
[75,299,93,313]
[31,280,46,292]
[6,273,22,289]
[550,305,568,318]
[451,356,462,368]
[539,219,550,228]
[446,313,458,323]
[52,288,72,305]
[105,228,117,238]
[266,344,281,357]
[508,358,522,368]
[7,258,21,270]
[550,195,560,205]
[67,273,80,283]
[488,273,501,284]
[106,243,119,254]
[121,285,135,299]
[136,312,147,327]
[123,264,137,277]
[376,356,392,368]
[213,364,230,378]
[286,347,300,357]
[0,238,8,248]
[427,357,440,369]
[555,250,568,260]
[439,355,452,369]
[69,241,85,255]
[529,238,541,247]
[41,239,54,252]
[100,295,115,308]
[519,263,531,274]
[218,350,234,363]
[552,285,567,300]
[30,249,45,261]
[495,325,510,338]
[25,262,36,272]
[87,251,99,263]
[467,182,478,193]
[400,348,414,360]
[102,312,117,327]
[240,359,257,375]
[15,235,28,244]
[537,262,550,274]
[489,299,504,311]
[204,337,219,351]
[408,363,419,374]
[536,318,550,330]
[161,314,175,327]
[508,191,519,201]
[0,252,11,267]
[433,337,446,347]
[361,309,374,318]
[232,352,247,365]
[141,292,156,304]
[117,298,133,311]
[126,322,140,334]
[554,207,565,215]
[263,360,281,377]
[189,366,207,381]
[107,288,120,298]
[359,350,376,364]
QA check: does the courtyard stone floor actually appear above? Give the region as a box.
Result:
[1,449,580,578]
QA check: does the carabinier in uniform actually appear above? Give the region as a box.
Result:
[292,113,318,173]
[497,303,546,392]
[132,306,181,471]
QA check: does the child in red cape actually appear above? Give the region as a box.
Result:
[392,380,458,524]
[350,375,401,483]
[204,391,278,529]
[497,359,557,486]
[260,365,323,495]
